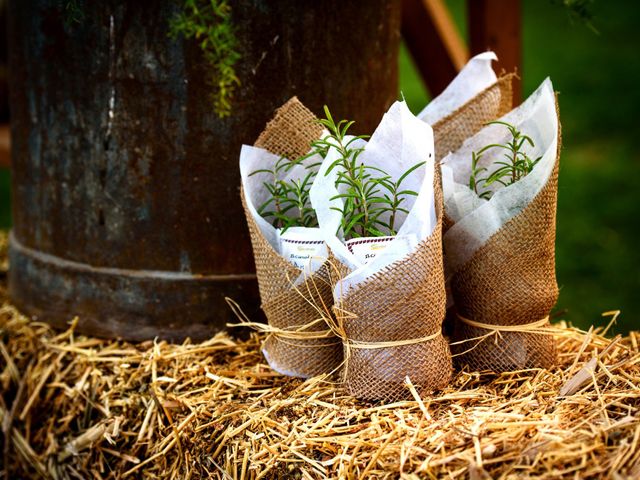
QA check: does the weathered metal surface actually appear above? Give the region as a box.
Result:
[7,0,401,341]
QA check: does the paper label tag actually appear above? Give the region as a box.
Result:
[346,234,416,265]
[278,228,328,270]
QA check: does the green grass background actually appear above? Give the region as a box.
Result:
[0,0,637,332]
[400,0,640,333]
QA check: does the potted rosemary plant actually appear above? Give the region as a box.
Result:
[309,100,452,402]
[311,107,426,266]
[440,78,561,372]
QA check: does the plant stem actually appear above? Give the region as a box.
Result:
[389,190,398,236]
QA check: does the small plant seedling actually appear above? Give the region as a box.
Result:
[250,155,319,232]
[251,107,425,239]
[469,120,542,200]
[314,106,424,240]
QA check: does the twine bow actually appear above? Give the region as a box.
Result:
[327,302,442,381]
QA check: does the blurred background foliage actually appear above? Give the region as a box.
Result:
[0,0,637,332]
[0,169,7,227]
[400,0,639,333]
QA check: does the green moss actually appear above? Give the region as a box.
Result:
[61,0,84,29]
[170,0,241,118]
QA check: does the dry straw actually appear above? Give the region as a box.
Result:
[0,234,639,479]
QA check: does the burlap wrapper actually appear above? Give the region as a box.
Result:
[254,97,323,160]
[335,173,452,402]
[242,97,342,378]
[432,74,515,163]
[432,74,514,233]
[449,122,561,372]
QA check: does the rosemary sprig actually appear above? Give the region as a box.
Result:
[250,155,318,232]
[251,107,425,240]
[470,121,542,200]
[315,106,424,240]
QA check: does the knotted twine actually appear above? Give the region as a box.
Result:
[450,314,556,359]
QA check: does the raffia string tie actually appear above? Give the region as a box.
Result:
[326,302,444,382]
[328,302,443,350]
[346,331,442,350]
[451,313,553,357]
[457,314,550,333]
[225,297,341,348]
[225,262,347,351]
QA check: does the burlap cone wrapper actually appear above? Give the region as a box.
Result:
[449,159,559,371]
[446,84,561,372]
[432,74,514,163]
[241,98,342,378]
[433,74,514,233]
[335,173,452,402]
[254,97,323,161]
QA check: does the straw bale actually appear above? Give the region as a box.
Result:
[0,232,638,479]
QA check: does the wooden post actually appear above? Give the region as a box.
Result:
[0,125,9,168]
[402,0,468,96]
[468,0,522,103]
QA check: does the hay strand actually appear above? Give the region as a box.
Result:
[0,233,638,478]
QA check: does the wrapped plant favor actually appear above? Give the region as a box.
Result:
[420,51,515,163]
[441,79,560,372]
[239,98,342,378]
[310,101,452,402]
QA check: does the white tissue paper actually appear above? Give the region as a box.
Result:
[239,146,328,276]
[418,51,498,125]
[441,78,558,276]
[310,100,437,297]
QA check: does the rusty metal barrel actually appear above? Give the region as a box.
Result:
[7,0,400,341]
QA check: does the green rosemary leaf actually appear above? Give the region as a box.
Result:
[397,161,426,186]
[249,169,274,176]
[344,212,366,238]
[396,190,419,197]
[330,193,361,201]
[364,226,387,237]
